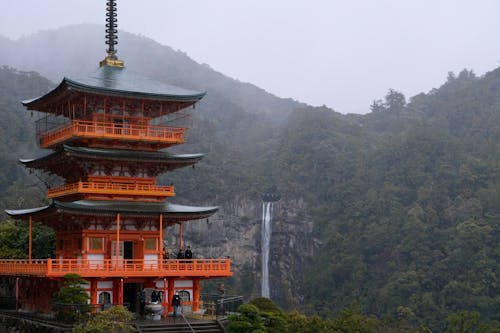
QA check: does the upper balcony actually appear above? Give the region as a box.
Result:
[47,180,175,202]
[0,258,232,279]
[38,120,185,149]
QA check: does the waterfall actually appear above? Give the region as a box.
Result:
[261,201,273,298]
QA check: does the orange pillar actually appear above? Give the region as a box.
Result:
[167,278,174,314]
[29,216,32,261]
[90,279,97,308]
[162,278,167,318]
[159,214,163,269]
[117,278,124,305]
[116,213,120,267]
[193,278,200,312]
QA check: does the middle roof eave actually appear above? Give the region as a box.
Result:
[20,145,205,166]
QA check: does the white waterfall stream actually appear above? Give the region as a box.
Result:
[261,201,273,298]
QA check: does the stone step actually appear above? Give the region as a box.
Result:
[138,320,223,333]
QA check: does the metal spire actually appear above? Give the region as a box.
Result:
[100,0,124,67]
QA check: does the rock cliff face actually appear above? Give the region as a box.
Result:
[165,196,316,310]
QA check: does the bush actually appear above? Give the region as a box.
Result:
[73,305,136,333]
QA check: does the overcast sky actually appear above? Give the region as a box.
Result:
[1,0,500,114]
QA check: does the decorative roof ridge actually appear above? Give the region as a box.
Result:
[99,0,124,68]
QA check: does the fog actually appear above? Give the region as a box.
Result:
[2,0,500,114]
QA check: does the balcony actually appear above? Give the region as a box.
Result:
[47,181,175,201]
[38,120,185,149]
[0,258,232,278]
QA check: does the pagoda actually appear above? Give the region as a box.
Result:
[0,0,231,316]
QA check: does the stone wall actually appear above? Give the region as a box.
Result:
[0,314,71,333]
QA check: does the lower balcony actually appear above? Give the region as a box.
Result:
[0,258,232,278]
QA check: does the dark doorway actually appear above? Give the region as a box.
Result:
[123,283,141,313]
[124,241,134,260]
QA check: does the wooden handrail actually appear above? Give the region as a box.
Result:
[47,181,175,199]
[39,120,185,148]
[0,258,232,278]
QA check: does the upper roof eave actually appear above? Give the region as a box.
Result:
[22,65,206,108]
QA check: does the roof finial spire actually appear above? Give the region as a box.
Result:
[100,0,124,67]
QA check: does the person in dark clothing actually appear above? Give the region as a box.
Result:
[177,249,184,259]
[171,292,181,317]
[151,290,159,303]
[184,246,193,259]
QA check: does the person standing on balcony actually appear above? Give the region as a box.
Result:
[184,246,193,259]
[171,291,181,318]
[177,248,184,260]
[162,248,169,260]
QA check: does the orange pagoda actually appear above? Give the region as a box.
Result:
[0,0,231,316]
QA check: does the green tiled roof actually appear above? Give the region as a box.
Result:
[23,65,205,107]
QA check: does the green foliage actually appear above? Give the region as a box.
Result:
[250,298,289,333]
[0,219,55,258]
[0,67,51,214]
[227,303,266,333]
[280,71,500,331]
[0,220,28,258]
[445,311,500,333]
[332,304,380,333]
[72,305,136,333]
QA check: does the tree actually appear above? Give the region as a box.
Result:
[0,219,55,259]
[332,304,380,333]
[52,274,90,323]
[370,99,386,113]
[250,297,289,333]
[227,303,266,333]
[445,311,493,333]
[385,89,406,112]
[0,220,27,258]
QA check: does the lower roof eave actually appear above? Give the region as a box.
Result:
[5,200,218,222]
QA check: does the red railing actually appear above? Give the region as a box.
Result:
[39,120,185,148]
[0,258,232,278]
[47,181,175,199]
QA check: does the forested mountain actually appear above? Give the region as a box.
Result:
[0,66,52,213]
[0,26,498,331]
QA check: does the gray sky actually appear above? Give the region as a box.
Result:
[1,0,500,114]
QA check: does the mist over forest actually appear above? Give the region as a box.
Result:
[0,25,499,332]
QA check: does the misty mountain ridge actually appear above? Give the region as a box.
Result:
[0,24,304,122]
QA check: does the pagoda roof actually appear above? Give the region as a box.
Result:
[20,145,204,179]
[22,65,205,109]
[6,200,218,224]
